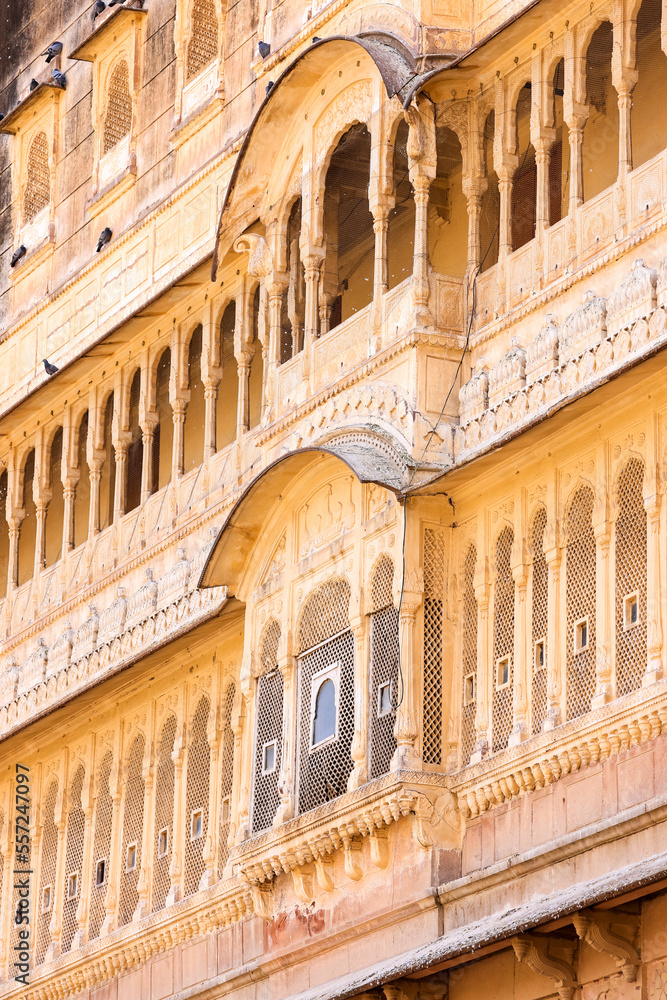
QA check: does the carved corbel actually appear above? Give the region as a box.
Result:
[234,233,274,277]
[342,835,364,881]
[369,829,390,869]
[291,863,315,904]
[572,909,640,982]
[314,855,335,892]
[512,934,577,1000]
[412,789,461,850]
[248,880,274,921]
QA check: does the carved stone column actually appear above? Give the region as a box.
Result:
[235,353,252,437]
[203,381,219,459]
[471,579,490,761]
[88,459,102,537]
[46,810,67,962]
[266,276,288,403]
[592,518,613,708]
[140,420,156,503]
[72,798,94,949]
[348,615,369,790]
[166,737,184,907]
[566,115,587,211]
[392,575,423,772]
[534,135,552,233]
[100,759,122,937]
[8,515,21,591]
[33,498,48,577]
[497,163,514,260]
[644,493,663,685]
[275,653,296,825]
[509,557,528,747]
[303,252,323,346]
[406,98,436,328]
[544,544,564,729]
[371,200,391,304]
[133,754,154,921]
[200,736,220,889]
[171,399,187,481]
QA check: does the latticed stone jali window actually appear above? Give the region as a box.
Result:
[566,486,597,720]
[186,0,219,82]
[492,527,514,753]
[152,716,176,913]
[184,695,211,897]
[297,579,354,815]
[369,554,398,780]
[35,781,58,965]
[252,620,283,835]
[23,130,50,223]
[460,544,477,766]
[62,766,86,953]
[218,682,235,874]
[119,733,145,927]
[531,508,548,735]
[423,528,445,765]
[103,60,132,156]
[89,751,113,940]
[615,458,647,697]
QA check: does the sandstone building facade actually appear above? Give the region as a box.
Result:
[1,0,667,999]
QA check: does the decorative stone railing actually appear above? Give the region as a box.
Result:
[456,257,667,461]
[0,875,253,1000]
[0,542,227,741]
[231,771,459,903]
[451,678,667,820]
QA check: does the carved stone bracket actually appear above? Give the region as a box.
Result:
[572,909,640,982]
[512,934,577,1000]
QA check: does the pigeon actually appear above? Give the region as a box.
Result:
[312,36,321,43]
[265,81,274,95]
[108,0,126,7]
[10,246,26,268]
[258,40,271,59]
[92,0,106,18]
[52,68,66,89]
[0,114,4,121]
[29,79,39,92]
[45,42,63,63]
[96,227,112,252]
[43,359,59,376]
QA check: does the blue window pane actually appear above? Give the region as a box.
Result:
[313,678,336,745]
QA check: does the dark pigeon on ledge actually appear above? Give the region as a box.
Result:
[93,0,106,18]
[10,246,26,268]
[29,79,39,92]
[45,42,63,63]
[43,359,59,376]
[52,68,66,89]
[258,40,271,59]
[96,227,112,252]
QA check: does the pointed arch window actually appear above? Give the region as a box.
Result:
[23,130,50,224]
[369,554,398,779]
[252,620,283,834]
[89,751,113,940]
[492,526,515,752]
[153,716,176,912]
[184,695,210,896]
[103,60,132,155]
[615,459,647,696]
[186,0,219,81]
[565,486,597,719]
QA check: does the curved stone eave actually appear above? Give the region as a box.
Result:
[198,443,408,592]
[211,34,414,279]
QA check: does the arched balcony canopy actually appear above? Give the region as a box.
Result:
[199,438,407,594]
[211,35,414,279]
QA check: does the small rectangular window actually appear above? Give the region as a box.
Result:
[377,681,392,716]
[125,843,137,872]
[158,828,169,857]
[534,638,546,671]
[574,617,589,653]
[190,809,203,840]
[221,795,230,824]
[262,740,277,774]
[41,885,52,913]
[463,673,476,705]
[67,872,79,900]
[496,656,510,688]
[309,662,341,751]
[95,859,106,887]
[623,592,639,630]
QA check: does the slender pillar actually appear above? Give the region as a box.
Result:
[88,461,102,537]
[72,800,94,949]
[200,737,220,889]
[410,174,433,326]
[112,445,127,520]
[348,616,369,790]
[140,423,155,503]
[275,652,296,825]
[7,517,20,590]
[645,494,664,685]
[303,254,322,346]
[46,812,67,962]
[33,499,48,577]
[497,164,514,259]
[534,136,551,232]
[544,545,563,729]
[509,562,528,746]
[471,583,490,761]
[235,354,252,437]
[616,81,634,181]
[171,400,186,480]
[203,382,218,460]
[566,116,586,211]
[592,519,613,708]
[166,741,184,907]
[100,775,122,937]
[133,757,153,921]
